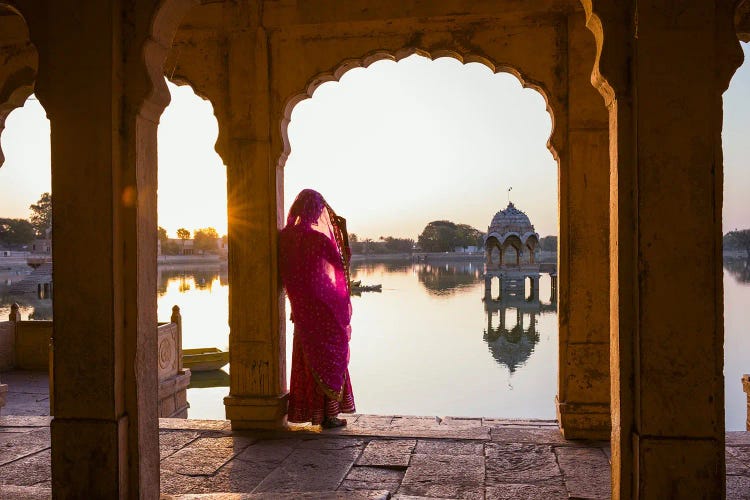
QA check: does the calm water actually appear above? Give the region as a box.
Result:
[2,258,749,429]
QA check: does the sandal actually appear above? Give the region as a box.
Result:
[321,417,347,429]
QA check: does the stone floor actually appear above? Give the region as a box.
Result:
[1,370,749,499]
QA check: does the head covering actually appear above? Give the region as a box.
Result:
[285,189,351,288]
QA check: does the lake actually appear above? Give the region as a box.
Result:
[2,258,749,430]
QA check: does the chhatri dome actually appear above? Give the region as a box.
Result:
[488,202,535,235]
[484,201,540,270]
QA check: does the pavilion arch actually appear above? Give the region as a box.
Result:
[501,234,523,267]
[485,235,502,267]
[0,3,38,167]
[263,11,611,443]
[276,48,560,170]
[152,3,613,438]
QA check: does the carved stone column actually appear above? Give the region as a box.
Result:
[220,23,288,429]
[555,12,611,440]
[26,0,193,496]
[582,0,743,497]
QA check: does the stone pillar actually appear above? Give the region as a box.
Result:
[583,1,743,497]
[743,375,750,431]
[0,376,6,415]
[555,12,611,440]
[27,1,181,496]
[0,304,9,410]
[222,24,288,429]
[550,274,558,303]
[531,276,540,302]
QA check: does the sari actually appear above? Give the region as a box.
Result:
[280,189,355,424]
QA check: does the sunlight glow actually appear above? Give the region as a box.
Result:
[157,81,227,237]
[284,54,557,239]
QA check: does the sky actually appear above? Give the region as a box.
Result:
[0,44,748,240]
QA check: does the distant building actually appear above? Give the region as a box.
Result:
[454,245,480,253]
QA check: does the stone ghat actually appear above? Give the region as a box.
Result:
[1,415,749,499]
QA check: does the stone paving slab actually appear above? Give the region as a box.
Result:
[726,475,750,500]
[252,446,363,493]
[485,483,568,499]
[356,439,415,467]
[0,448,50,487]
[339,466,405,492]
[0,484,51,500]
[0,427,49,467]
[161,436,253,476]
[0,415,51,427]
[727,446,750,476]
[1,415,749,498]
[413,439,484,455]
[398,453,485,499]
[727,431,750,446]
[162,492,390,500]
[160,430,201,461]
[485,442,563,486]
[555,446,611,499]
[0,371,50,417]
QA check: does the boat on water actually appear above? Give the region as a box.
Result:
[351,283,382,293]
[183,347,229,372]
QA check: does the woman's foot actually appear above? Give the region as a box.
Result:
[321,417,347,429]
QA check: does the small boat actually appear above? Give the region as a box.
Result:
[183,347,229,372]
[351,283,382,293]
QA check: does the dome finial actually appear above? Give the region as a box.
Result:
[507,186,513,205]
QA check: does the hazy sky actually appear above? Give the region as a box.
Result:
[0,44,748,239]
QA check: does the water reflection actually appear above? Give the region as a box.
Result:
[724,257,750,283]
[483,294,557,374]
[158,266,227,295]
[415,260,483,295]
[1,258,748,427]
[0,265,52,320]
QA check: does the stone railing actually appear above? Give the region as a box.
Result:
[0,303,190,418]
[157,306,191,418]
[743,374,750,431]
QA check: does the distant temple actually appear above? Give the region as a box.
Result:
[483,202,542,301]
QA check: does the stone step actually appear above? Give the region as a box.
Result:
[160,491,391,500]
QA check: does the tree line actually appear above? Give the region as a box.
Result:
[158,226,226,255]
[350,220,558,255]
[0,193,52,249]
[724,229,750,259]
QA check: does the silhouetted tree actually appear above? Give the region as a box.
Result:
[725,229,750,260]
[0,218,35,248]
[29,192,52,236]
[418,220,482,252]
[176,227,191,252]
[158,226,168,243]
[194,227,219,253]
[539,235,558,252]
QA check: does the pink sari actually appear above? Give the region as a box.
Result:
[280,189,355,424]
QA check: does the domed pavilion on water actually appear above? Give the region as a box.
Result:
[483,202,542,301]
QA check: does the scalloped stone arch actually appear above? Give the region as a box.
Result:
[738,0,750,41]
[140,0,201,119]
[0,3,38,168]
[278,47,559,170]
[501,233,523,250]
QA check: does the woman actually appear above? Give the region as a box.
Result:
[280,189,355,428]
